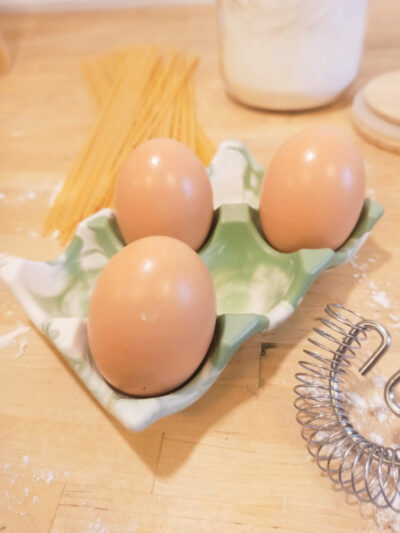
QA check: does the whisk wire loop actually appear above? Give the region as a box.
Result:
[294,304,400,512]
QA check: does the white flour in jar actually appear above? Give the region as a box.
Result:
[218,0,368,110]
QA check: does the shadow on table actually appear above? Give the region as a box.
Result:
[105,236,391,475]
[39,235,390,477]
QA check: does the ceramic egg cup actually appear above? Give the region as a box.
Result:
[0,140,383,431]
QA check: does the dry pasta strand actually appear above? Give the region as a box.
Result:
[43,44,216,244]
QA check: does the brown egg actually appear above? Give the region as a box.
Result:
[114,138,214,251]
[87,236,217,397]
[259,127,366,252]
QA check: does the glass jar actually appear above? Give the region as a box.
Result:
[217,0,369,110]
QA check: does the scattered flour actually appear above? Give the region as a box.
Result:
[15,339,29,359]
[389,313,400,329]
[0,192,5,200]
[45,472,55,484]
[342,376,398,446]
[0,325,30,350]
[369,283,391,309]
[349,252,400,331]
[0,473,52,516]
[368,431,384,445]
[350,256,368,272]
[87,518,110,533]
[372,374,388,388]
[22,456,29,465]
[341,390,367,411]
[17,191,37,203]
[342,374,400,530]
[367,508,400,532]
[32,469,59,484]
[376,409,388,423]
[349,255,370,284]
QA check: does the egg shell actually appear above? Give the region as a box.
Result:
[259,126,366,253]
[114,138,214,251]
[87,235,217,397]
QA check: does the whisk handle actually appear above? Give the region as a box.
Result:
[356,320,391,376]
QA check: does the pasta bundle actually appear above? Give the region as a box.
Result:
[44,45,215,244]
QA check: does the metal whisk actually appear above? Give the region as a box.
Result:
[294,304,400,512]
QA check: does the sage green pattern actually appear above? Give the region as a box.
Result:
[0,140,384,431]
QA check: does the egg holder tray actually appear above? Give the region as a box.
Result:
[0,140,383,431]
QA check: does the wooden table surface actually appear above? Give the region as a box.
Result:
[1,2,400,532]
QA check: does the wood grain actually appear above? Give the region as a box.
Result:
[1,2,400,532]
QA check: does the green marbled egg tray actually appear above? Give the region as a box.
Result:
[0,140,383,431]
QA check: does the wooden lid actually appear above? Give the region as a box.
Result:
[352,87,400,154]
[364,70,400,126]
